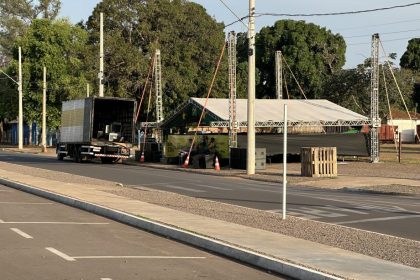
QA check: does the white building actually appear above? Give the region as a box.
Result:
[386,111,420,143]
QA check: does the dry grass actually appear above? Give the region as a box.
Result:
[380,143,420,164]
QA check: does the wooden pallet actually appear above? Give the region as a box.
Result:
[301,147,337,177]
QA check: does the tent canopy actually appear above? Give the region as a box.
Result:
[161,98,370,128]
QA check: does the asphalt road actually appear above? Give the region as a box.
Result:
[0,184,286,280]
[1,151,420,241]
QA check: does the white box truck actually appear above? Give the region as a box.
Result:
[57,97,136,163]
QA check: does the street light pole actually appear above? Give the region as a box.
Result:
[18,47,23,150]
[247,0,256,175]
[99,12,104,97]
[42,66,47,152]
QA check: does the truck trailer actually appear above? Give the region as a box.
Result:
[57,97,136,163]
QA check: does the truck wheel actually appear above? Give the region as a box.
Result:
[74,147,82,163]
[57,153,64,161]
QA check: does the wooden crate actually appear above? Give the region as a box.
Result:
[301,147,337,177]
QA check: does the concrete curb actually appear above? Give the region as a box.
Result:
[0,177,343,280]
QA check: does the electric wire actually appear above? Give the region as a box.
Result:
[348,36,420,46]
[381,66,398,154]
[225,2,420,27]
[344,28,420,39]
[255,2,420,18]
[218,0,248,29]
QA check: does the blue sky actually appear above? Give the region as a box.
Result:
[60,0,420,69]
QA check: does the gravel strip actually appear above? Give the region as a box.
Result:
[1,161,419,268]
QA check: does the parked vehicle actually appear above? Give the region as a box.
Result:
[57,97,136,163]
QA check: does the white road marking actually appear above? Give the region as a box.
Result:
[10,228,33,239]
[336,214,420,225]
[45,247,76,261]
[194,184,232,191]
[0,202,53,205]
[161,185,206,193]
[74,256,206,259]
[321,205,368,215]
[288,207,347,218]
[101,278,112,280]
[287,211,321,220]
[0,219,4,223]
[1,222,109,225]
[0,190,13,192]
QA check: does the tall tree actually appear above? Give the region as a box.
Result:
[255,20,346,99]
[0,0,61,59]
[9,19,88,129]
[400,38,420,72]
[84,0,228,116]
[323,59,420,118]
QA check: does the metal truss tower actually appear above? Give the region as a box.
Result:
[154,49,164,124]
[228,31,238,148]
[275,51,283,99]
[370,34,380,163]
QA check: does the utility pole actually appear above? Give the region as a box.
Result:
[247,0,256,175]
[275,51,283,99]
[42,66,47,152]
[282,104,288,220]
[370,33,380,163]
[87,83,90,97]
[228,31,237,150]
[99,12,104,97]
[18,47,23,150]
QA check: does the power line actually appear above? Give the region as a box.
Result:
[256,2,420,17]
[344,28,420,39]
[225,2,420,27]
[218,0,248,29]
[335,18,420,31]
[347,36,420,46]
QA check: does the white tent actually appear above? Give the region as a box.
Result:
[190,98,370,128]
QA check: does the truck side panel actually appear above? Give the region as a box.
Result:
[60,98,92,143]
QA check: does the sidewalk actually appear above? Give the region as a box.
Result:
[1,168,419,280]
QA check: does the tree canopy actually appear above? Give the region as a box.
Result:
[10,19,88,129]
[0,0,61,62]
[254,20,346,99]
[400,38,420,72]
[84,0,228,116]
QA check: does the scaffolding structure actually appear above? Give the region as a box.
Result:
[155,49,164,124]
[370,34,380,163]
[275,51,283,99]
[228,31,238,148]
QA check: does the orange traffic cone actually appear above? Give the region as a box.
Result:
[140,151,145,162]
[182,154,190,168]
[214,156,220,171]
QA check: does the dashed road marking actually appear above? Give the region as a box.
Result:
[161,185,206,193]
[101,278,112,280]
[336,214,420,225]
[10,228,33,239]
[45,247,76,261]
[0,219,4,223]
[194,184,232,191]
